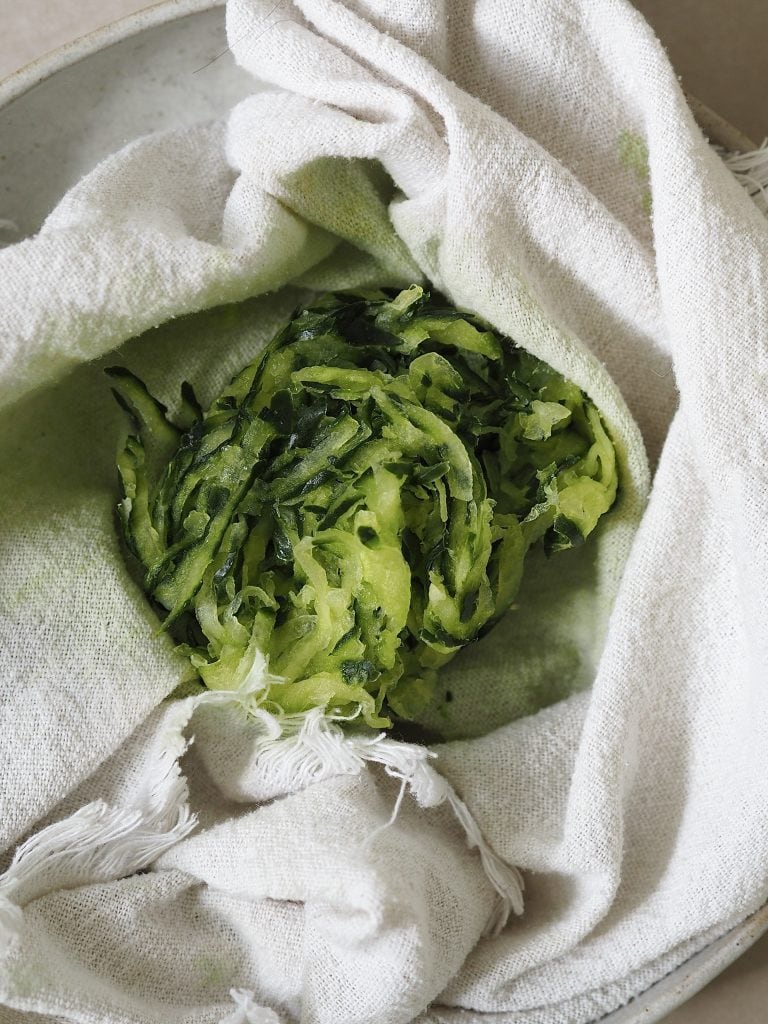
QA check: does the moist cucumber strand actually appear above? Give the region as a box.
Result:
[111,286,618,729]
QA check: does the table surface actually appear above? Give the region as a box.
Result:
[1,1,766,1021]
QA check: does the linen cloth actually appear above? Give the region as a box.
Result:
[1,0,767,1021]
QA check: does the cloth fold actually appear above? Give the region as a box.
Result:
[1,1,766,1022]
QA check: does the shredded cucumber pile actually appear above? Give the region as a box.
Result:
[109,286,617,729]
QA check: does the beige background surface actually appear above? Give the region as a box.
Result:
[0,1,766,1021]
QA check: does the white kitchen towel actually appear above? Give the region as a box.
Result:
[1,1,767,1022]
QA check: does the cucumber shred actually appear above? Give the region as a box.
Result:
[109,286,618,728]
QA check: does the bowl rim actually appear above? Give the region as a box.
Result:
[0,0,223,110]
[687,94,756,153]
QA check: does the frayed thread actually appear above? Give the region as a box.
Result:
[0,655,523,953]
[723,140,768,215]
[0,664,277,956]
[245,705,524,934]
[0,696,199,956]
[220,987,281,1024]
